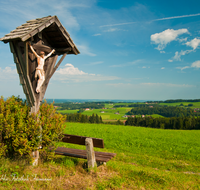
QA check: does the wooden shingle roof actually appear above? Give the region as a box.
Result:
[0,15,80,55]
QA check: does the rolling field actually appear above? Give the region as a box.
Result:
[59,123,200,189]
[1,123,200,189]
[82,107,131,120]
[57,107,133,121]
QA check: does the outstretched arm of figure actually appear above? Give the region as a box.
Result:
[45,49,55,60]
[28,42,39,58]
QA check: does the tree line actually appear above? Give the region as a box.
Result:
[65,113,103,123]
[61,112,200,129]
[127,105,199,117]
[54,102,105,110]
[147,99,200,103]
[62,112,124,125]
[125,116,200,130]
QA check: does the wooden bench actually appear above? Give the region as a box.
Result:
[55,134,116,168]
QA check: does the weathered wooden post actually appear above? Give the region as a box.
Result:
[0,15,80,165]
[85,138,97,168]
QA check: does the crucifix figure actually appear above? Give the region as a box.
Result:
[28,42,55,93]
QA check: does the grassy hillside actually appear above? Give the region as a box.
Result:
[63,123,200,161]
[1,123,199,189]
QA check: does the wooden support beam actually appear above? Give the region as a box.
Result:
[10,42,31,105]
[56,47,71,53]
[32,44,52,53]
[45,55,58,80]
[50,53,67,78]
[24,41,29,76]
[85,138,96,168]
[14,41,36,106]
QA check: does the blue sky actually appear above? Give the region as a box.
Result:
[1,0,200,100]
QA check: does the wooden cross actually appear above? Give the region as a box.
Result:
[0,16,80,165]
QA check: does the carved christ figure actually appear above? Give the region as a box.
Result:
[28,42,55,93]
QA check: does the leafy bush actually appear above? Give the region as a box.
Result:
[0,96,65,162]
[39,101,66,161]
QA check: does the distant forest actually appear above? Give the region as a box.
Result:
[125,116,200,130]
[147,99,200,103]
[113,103,199,117]
[63,113,123,125]
[54,102,105,110]
[127,105,199,117]
[65,113,103,123]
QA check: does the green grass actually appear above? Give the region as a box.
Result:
[63,123,200,161]
[149,114,164,118]
[1,123,200,189]
[58,109,79,114]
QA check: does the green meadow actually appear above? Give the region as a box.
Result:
[82,107,132,120]
[58,109,79,114]
[58,107,133,121]
[0,122,200,189]
[58,123,200,189]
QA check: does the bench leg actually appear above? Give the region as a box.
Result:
[85,138,96,168]
[32,150,39,166]
[97,161,106,166]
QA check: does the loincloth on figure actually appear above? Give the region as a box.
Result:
[35,68,45,80]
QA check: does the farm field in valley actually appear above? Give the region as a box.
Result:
[58,106,133,121]
[57,101,200,123]
[57,103,165,121]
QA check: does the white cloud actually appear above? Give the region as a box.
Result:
[77,44,96,56]
[54,64,120,82]
[186,38,200,50]
[100,13,200,28]
[0,67,17,80]
[103,28,119,32]
[178,37,188,43]
[176,66,190,71]
[153,13,200,21]
[161,67,165,69]
[57,63,87,75]
[151,29,189,51]
[100,22,137,28]
[191,60,200,68]
[142,66,146,68]
[160,51,165,53]
[170,50,193,62]
[93,33,102,36]
[176,60,200,70]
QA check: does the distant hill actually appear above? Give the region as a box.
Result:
[44,99,149,103]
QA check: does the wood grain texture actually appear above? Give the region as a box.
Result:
[62,134,104,148]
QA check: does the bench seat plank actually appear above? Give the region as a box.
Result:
[55,147,116,162]
[62,134,104,148]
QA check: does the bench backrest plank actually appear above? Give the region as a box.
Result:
[62,134,104,148]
